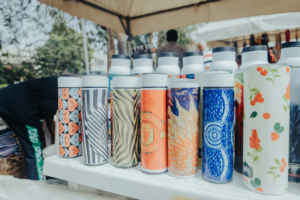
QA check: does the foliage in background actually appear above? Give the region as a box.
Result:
[1,0,55,46]
[0,59,36,85]
[89,24,107,52]
[131,34,151,48]
[0,0,96,83]
[34,14,94,76]
[0,0,197,83]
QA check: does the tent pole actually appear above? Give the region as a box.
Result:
[81,18,90,75]
[126,17,132,59]
[128,37,132,58]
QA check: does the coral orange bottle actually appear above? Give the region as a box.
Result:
[140,74,168,174]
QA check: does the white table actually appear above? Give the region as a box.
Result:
[43,155,300,200]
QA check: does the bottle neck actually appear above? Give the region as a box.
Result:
[242,51,268,64]
[183,56,204,67]
[133,59,153,68]
[111,59,131,68]
[212,52,235,62]
[158,57,179,66]
[281,47,300,59]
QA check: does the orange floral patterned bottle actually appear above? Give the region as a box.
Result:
[243,64,290,195]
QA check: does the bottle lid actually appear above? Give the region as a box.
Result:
[58,77,81,88]
[203,73,234,87]
[183,51,203,57]
[168,79,200,89]
[282,42,300,49]
[213,47,235,53]
[203,71,229,74]
[242,45,267,53]
[133,54,152,59]
[113,76,139,88]
[141,74,168,88]
[82,76,107,87]
[158,52,178,58]
[112,54,130,59]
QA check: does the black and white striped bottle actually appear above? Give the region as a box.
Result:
[82,76,108,165]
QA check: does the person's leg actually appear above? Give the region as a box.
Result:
[1,115,44,180]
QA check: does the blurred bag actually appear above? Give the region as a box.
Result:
[0,129,27,179]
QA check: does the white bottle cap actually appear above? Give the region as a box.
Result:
[201,71,229,74]
[168,79,200,89]
[203,73,234,87]
[58,77,82,88]
[113,76,140,88]
[240,45,268,69]
[141,74,168,88]
[82,76,108,87]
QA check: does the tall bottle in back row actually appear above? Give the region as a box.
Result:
[131,54,155,160]
[278,41,300,182]
[156,53,180,78]
[108,55,131,157]
[108,55,131,99]
[180,51,204,79]
[234,45,269,174]
[180,51,204,169]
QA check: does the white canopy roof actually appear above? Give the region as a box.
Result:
[195,12,300,47]
[39,0,300,37]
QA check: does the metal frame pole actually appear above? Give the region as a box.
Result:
[81,18,90,75]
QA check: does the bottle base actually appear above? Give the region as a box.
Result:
[243,182,288,196]
[59,155,82,159]
[113,163,138,169]
[141,167,167,174]
[202,176,233,184]
[168,172,197,179]
[83,161,108,166]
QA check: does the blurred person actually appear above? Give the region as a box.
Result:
[0,77,58,180]
[268,48,275,63]
[198,43,204,52]
[198,41,208,53]
[157,29,187,68]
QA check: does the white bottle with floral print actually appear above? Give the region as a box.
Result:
[243,64,290,195]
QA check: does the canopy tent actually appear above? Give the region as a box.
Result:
[194,12,300,48]
[39,0,300,37]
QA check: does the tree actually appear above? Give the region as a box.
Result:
[0,59,36,85]
[106,28,116,69]
[34,15,94,76]
[0,0,57,46]
[117,32,127,55]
